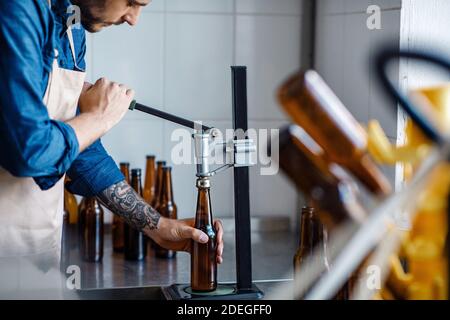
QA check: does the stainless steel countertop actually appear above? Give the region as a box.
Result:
[64,225,297,293]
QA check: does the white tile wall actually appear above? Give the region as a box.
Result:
[165,13,234,121]
[315,14,345,99]
[166,0,234,13]
[235,15,301,121]
[248,120,296,217]
[101,119,164,171]
[144,0,165,12]
[236,0,303,15]
[90,12,165,120]
[342,12,371,124]
[87,0,303,223]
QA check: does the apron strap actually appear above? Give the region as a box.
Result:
[47,0,82,71]
[66,27,81,70]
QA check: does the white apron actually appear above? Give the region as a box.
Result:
[0,0,86,296]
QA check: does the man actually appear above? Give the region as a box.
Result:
[0,0,223,296]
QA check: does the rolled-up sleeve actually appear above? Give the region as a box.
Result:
[0,1,80,189]
[66,139,125,197]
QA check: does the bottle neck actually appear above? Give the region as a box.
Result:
[155,164,164,200]
[131,174,143,196]
[85,197,102,213]
[196,186,213,224]
[161,170,174,203]
[120,164,130,184]
[299,208,322,250]
[145,158,156,189]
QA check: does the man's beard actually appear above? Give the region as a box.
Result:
[71,0,106,33]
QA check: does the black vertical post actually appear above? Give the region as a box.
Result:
[231,66,253,291]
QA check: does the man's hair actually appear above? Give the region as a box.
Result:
[70,0,107,32]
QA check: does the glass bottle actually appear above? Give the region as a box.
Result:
[278,70,391,195]
[79,197,104,263]
[293,207,328,297]
[152,161,167,209]
[111,162,129,253]
[124,169,147,261]
[150,161,166,249]
[64,180,78,225]
[278,125,366,226]
[143,156,156,204]
[191,178,217,292]
[155,166,177,259]
[293,206,352,300]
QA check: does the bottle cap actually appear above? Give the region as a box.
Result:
[162,166,172,172]
[196,178,211,188]
[146,155,156,159]
[301,206,315,216]
[120,162,130,166]
[131,169,142,176]
[157,161,167,165]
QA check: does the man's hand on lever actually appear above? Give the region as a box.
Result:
[67,78,134,152]
[97,181,224,264]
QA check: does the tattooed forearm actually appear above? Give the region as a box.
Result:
[98,181,161,232]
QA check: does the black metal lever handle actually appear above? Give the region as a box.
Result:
[129,100,211,131]
[375,48,450,145]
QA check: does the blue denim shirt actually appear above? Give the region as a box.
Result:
[0,0,124,196]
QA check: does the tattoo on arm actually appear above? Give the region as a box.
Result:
[98,181,160,232]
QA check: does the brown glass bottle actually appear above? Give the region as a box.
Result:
[64,179,78,225]
[61,208,70,271]
[79,197,104,263]
[191,178,217,292]
[152,161,166,209]
[278,70,391,195]
[293,206,350,300]
[155,166,177,259]
[278,125,366,226]
[293,207,328,298]
[124,169,147,261]
[150,161,166,249]
[111,163,129,253]
[143,156,157,250]
[143,156,156,204]
[77,197,86,242]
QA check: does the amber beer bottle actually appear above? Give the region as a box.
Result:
[64,178,78,224]
[61,208,70,271]
[143,156,156,204]
[111,163,130,252]
[293,207,328,298]
[155,166,177,259]
[124,169,147,261]
[152,161,166,209]
[278,70,391,195]
[150,161,166,249]
[79,197,104,263]
[191,178,217,292]
[293,206,350,300]
[278,125,366,226]
[143,156,156,249]
[77,197,86,244]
